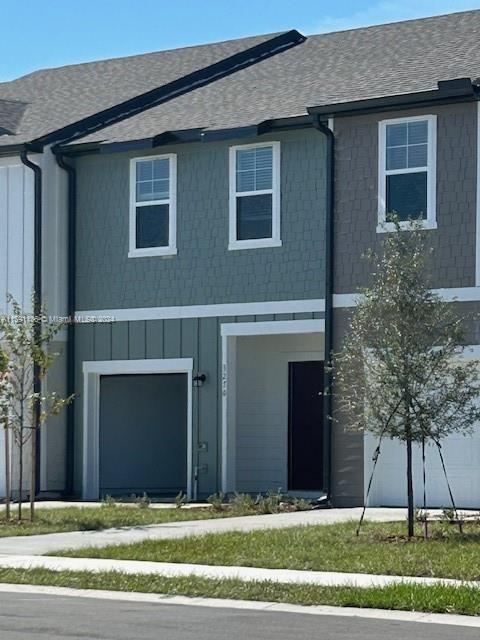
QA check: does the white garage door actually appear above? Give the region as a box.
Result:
[365,427,480,509]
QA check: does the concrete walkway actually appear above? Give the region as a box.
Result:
[0,507,416,556]
[0,554,478,591]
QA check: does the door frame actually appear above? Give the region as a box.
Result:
[220,319,325,493]
[82,358,193,500]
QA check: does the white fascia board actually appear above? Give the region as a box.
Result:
[76,298,326,322]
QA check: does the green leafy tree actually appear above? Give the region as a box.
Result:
[0,295,74,521]
[335,221,480,537]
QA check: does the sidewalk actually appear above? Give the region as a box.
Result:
[0,553,478,591]
[0,507,414,556]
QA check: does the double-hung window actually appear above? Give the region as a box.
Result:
[129,154,177,257]
[229,142,281,250]
[378,115,437,232]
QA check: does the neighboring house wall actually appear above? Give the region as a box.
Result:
[0,151,69,496]
[333,102,478,293]
[0,156,35,314]
[74,129,326,311]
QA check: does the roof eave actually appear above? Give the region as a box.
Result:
[308,78,480,118]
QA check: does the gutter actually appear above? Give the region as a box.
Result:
[19,147,43,497]
[51,148,76,496]
[309,78,480,118]
[311,115,334,507]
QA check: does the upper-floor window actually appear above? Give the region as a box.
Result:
[129,154,177,257]
[377,115,437,232]
[229,142,281,250]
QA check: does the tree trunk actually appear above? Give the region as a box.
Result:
[406,434,414,538]
[30,420,37,522]
[4,424,10,521]
[18,436,23,521]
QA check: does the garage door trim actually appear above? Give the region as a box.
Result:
[82,358,193,500]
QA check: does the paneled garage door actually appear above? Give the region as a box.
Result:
[365,427,480,508]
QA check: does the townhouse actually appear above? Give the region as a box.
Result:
[0,10,479,506]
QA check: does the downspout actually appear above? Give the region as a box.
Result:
[311,115,334,506]
[19,147,42,496]
[52,148,76,497]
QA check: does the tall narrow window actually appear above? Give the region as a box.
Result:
[378,115,437,232]
[129,154,177,257]
[229,142,281,250]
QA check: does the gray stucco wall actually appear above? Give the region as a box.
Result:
[75,130,326,310]
[334,102,478,293]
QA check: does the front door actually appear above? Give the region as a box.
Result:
[288,361,324,491]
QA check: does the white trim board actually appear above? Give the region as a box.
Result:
[82,358,193,500]
[221,319,324,336]
[76,298,325,322]
[76,287,480,323]
[334,287,480,308]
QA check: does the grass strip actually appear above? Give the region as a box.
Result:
[0,505,237,538]
[57,520,480,581]
[0,568,478,616]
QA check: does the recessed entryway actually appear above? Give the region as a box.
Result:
[221,320,324,496]
[82,358,193,500]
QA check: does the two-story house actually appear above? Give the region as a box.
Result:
[0,10,479,507]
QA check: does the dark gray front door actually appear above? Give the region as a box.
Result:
[99,373,188,496]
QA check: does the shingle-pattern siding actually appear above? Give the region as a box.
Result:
[75,130,326,310]
[334,102,478,293]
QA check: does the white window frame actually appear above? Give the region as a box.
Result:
[228,141,281,250]
[377,114,437,233]
[129,154,177,258]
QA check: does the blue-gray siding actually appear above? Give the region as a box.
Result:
[75,130,326,310]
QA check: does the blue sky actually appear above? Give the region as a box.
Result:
[1,0,479,81]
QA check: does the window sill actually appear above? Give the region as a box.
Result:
[128,247,177,258]
[228,238,282,251]
[376,220,437,233]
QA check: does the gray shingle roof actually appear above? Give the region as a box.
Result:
[70,9,480,147]
[1,10,480,149]
[0,99,27,136]
[0,33,275,147]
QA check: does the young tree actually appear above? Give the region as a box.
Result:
[0,295,73,521]
[0,347,10,519]
[335,221,480,537]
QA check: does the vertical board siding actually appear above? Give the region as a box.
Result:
[0,163,34,314]
[163,319,181,358]
[198,317,219,495]
[128,321,146,359]
[145,319,164,359]
[111,322,129,360]
[75,313,324,497]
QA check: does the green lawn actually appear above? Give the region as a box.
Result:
[0,505,239,538]
[0,567,478,616]
[59,520,480,581]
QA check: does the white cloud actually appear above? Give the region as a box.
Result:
[303,0,480,34]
